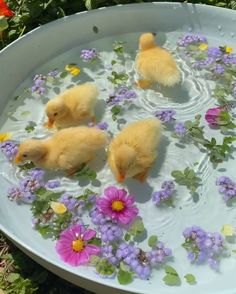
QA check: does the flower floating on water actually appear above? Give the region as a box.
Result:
[199,43,208,51]
[0,132,12,142]
[177,34,207,47]
[182,226,227,270]
[0,0,14,17]
[0,140,18,160]
[88,121,109,131]
[221,224,235,237]
[205,106,235,127]
[152,180,175,206]
[80,48,99,62]
[154,109,176,123]
[31,74,46,95]
[50,202,67,214]
[174,122,186,137]
[216,176,236,203]
[65,64,81,76]
[55,224,100,266]
[107,86,137,105]
[96,186,138,225]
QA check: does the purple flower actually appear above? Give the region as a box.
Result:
[208,47,222,58]
[59,194,80,212]
[0,141,18,161]
[174,122,186,137]
[147,242,172,265]
[214,64,225,74]
[31,85,46,95]
[89,206,110,225]
[205,106,226,126]
[96,122,109,130]
[107,86,137,105]
[45,180,61,189]
[8,186,23,201]
[177,34,207,47]
[28,168,45,181]
[195,57,215,69]
[48,69,59,77]
[152,180,175,206]
[222,53,236,65]
[216,176,236,202]
[100,223,123,243]
[80,48,99,62]
[154,109,176,123]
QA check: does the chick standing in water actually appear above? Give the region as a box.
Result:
[44,83,98,129]
[136,32,181,89]
[108,118,161,183]
[14,126,107,176]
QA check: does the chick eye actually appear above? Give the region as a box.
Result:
[53,112,58,116]
[22,154,28,158]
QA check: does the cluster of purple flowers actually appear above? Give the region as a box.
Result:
[183,226,226,270]
[107,86,137,105]
[174,122,186,137]
[8,168,45,203]
[147,241,172,265]
[88,121,109,131]
[154,109,176,123]
[216,176,236,202]
[80,48,99,62]
[100,223,123,243]
[0,141,18,161]
[89,205,111,225]
[31,70,58,95]
[152,180,175,205]
[177,33,207,47]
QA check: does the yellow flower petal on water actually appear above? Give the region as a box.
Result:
[225,47,233,54]
[65,64,81,76]
[50,202,67,214]
[199,43,208,51]
[221,224,235,237]
[0,132,12,142]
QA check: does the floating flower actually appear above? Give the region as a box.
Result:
[80,48,99,62]
[225,47,233,54]
[177,34,207,47]
[107,86,137,105]
[0,0,14,17]
[55,224,100,266]
[205,107,231,126]
[65,64,80,76]
[207,47,222,58]
[0,132,12,142]
[174,122,186,137]
[50,202,67,214]
[152,180,175,206]
[216,176,236,202]
[199,43,208,51]
[221,224,235,237]
[0,141,18,160]
[154,109,176,123]
[96,186,138,225]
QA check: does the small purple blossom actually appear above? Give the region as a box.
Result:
[80,48,99,62]
[107,86,137,105]
[48,69,59,77]
[154,109,176,123]
[216,176,236,202]
[31,74,46,95]
[28,168,45,181]
[194,57,216,69]
[59,194,79,212]
[96,122,109,130]
[177,34,207,47]
[152,180,175,206]
[221,53,236,65]
[45,180,61,189]
[31,85,46,95]
[147,242,172,265]
[174,122,186,137]
[214,64,225,74]
[0,141,18,161]
[208,47,222,58]
[100,223,123,243]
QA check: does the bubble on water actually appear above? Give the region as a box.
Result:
[218,25,222,31]
[231,32,235,38]
[220,32,224,37]
[188,27,193,32]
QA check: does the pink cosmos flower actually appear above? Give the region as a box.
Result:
[205,107,225,126]
[96,186,138,225]
[55,224,100,266]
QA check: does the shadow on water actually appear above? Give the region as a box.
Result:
[150,134,170,179]
[126,178,154,204]
[159,81,191,103]
[95,99,106,122]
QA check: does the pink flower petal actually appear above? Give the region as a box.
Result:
[77,250,90,265]
[83,229,96,241]
[85,244,101,255]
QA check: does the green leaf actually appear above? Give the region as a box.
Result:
[120,261,129,272]
[111,59,117,65]
[111,105,121,121]
[0,16,8,32]
[124,233,131,241]
[163,266,181,286]
[184,273,196,285]
[128,218,145,236]
[113,41,125,55]
[21,111,31,117]
[96,259,116,277]
[88,237,102,246]
[232,249,236,254]
[7,273,20,283]
[74,165,97,181]
[18,161,35,171]
[148,235,158,247]
[60,71,68,78]
[171,170,183,179]
[117,270,133,285]
[90,255,100,265]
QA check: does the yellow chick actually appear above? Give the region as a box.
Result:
[14,126,107,175]
[136,32,181,88]
[44,83,98,129]
[108,118,161,183]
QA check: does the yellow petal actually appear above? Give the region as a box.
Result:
[199,43,208,51]
[50,202,67,214]
[225,47,233,54]
[221,224,235,237]
[0,132,12,142]
[70,68,81,76]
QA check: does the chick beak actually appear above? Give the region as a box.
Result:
[14,154,22,164]
[44,118,54,128]
[117,172,126,183]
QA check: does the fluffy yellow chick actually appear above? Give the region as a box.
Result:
[108,118,161,183]
[14,126,107,175]
[44,83,98,129]
[136,32,181,88]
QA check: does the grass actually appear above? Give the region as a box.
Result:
[0,0,235,293]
